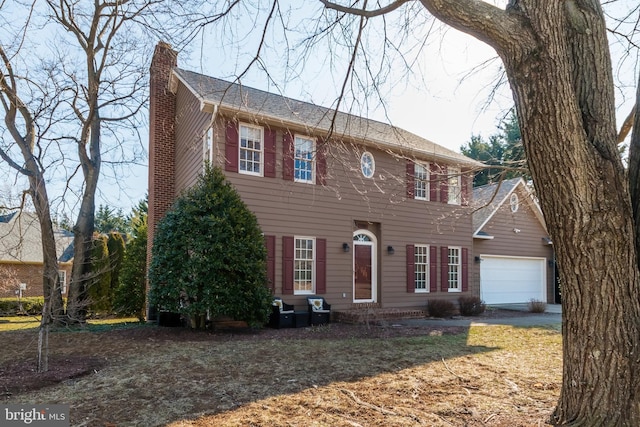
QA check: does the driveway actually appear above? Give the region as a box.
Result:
[398,304,562,328]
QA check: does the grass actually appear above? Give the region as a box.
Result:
[1,321,562,426]
[0,315,140,332]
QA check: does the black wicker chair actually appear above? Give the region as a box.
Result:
[307,296,331,325]
[269,297,295,328]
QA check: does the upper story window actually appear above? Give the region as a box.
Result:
[414,163,430,201]
[294,135,315,183]
[203,126,213,168]
[294,237,315,294]
[447,247,461,292]
[447,167,461,205]
[239,124,263,176]
[414,244,429,292]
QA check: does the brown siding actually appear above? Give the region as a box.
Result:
[472,188,555,303]
[181,112,475,310]
[174,85,210,193]
[166,83,477,311]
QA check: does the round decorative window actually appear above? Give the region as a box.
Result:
[360,152,375,178]
[510,193,519,213]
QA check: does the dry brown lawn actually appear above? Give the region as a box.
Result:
[0,316,562,426]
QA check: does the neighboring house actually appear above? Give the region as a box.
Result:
[472,178,557,304]
[148,42,484,315]
[0,211,73,298]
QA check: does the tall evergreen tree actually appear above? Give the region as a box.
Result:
[461,109,528,186]
[149,167,272,328]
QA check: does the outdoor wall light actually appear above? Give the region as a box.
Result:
[387,245,395,255]
[342,243,350,253]
[475,256,482,263]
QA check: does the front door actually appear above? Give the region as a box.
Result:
[353,230,377,303]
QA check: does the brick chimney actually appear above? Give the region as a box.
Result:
[147,41,177,276]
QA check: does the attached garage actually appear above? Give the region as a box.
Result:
[480,256,546,304]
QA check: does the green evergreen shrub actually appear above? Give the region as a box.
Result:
[0,297,45,315]
[458,296,486,316]
[114,221,147,321]
[88,233,112,313]
[149,166,272,328]
[107,232,126,302]
[427,299,457,318]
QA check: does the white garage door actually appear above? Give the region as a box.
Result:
[480,256,546,304]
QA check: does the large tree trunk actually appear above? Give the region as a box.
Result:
[417,1,640,424]
[501,5,640,423]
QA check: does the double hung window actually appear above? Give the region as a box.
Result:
[414,163,429,200]
[414,244,429,292]
[294,136,314,183]
[294,237,315,294]
[448,247,461,291]
[239,124,263,175]
[448,167,461,205]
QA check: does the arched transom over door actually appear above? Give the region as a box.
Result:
[353,230,377,303]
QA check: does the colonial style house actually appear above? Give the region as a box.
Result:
[0,211,73,298]
[472,178,557,305]
[148,42,484,316]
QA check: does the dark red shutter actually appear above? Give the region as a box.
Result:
[316,138,327,186]
[429,246,438,292]
[429,163,438,202]
[283,132,294,181]
[225,121,238,172]
[316,238,327,294]
[406,161,415,199]
[264,235,276,292]
[264,128,276,178]
[406,244,415,293]
[461,248,469,292]
[282,236,294,295]
[441,246,449,292]
[440,165,449,204]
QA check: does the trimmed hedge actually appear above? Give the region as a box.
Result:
[0,297,46,316]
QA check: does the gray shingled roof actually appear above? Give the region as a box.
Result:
[172,68,481,167]
[472,177,526,233]
[0,211,74,264]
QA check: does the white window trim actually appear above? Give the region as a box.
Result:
[294,134,316,184]
[447,167,462,205]
[293,236,316,295]
[414,163,430,201]
[202,126,214,169]
[414,244,430,293]
[447,246,462,292]
[238,123,264,177]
